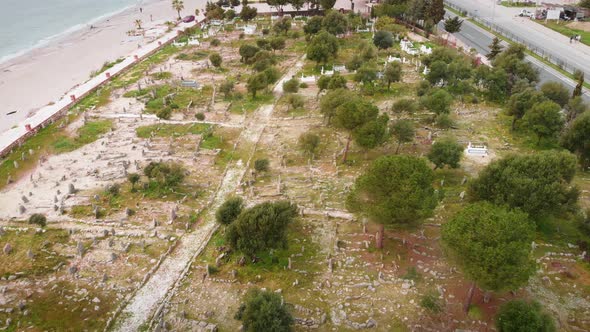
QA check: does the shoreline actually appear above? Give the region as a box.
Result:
[0,0,207,134]
[0,2,139,66]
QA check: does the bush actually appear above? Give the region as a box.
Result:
[235,288,293,332]
[299,82,308,88]
[392,98,419,114]
[496,300,555,332]
[210,38,221,46]
[239,32,245,39]
[196,112,205,120]
[209,53,222,67]
[254,159,269,173]
[286,94,304,110]
[435,114,455,128]
[282,78,300,93]
[144,161,185,188]
[262,28,270,35]
[28,213,47,227]
[226,201,298,255]
[299,132,320,156]
[216,196,244,225]
[156,107,172,120]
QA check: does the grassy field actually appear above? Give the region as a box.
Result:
[52,120,113,153]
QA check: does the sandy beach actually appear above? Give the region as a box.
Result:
[0,0,209,134]
[0,0,362,135]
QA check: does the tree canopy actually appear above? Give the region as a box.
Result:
[347,155,437,225]
[306,30,339,64]
[391,119,415,153]
[468,151,579,218]
[235,288,293,332]
[373,30,394,49]
[442,202,535,292]
[226,201,298,255]
[427,137,463,169]
[522,100,564,144]
[561,111,590,169]
[540,81,570,107]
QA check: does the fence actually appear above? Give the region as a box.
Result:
[444,1,588,79]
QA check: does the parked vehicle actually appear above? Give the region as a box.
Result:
[518,9,535,18]
[182,15,195,23]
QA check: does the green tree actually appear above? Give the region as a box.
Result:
[252,50,277,72]
[506,88,547,130]
[247,73,268,98]
[327,73,347,89]
[273,17,292,34]
[267,0,288,12]
[580,0,590,9]
[220,79,235,98]
[469,151,579,218]
[540,81,570,107]
[303,16,323,35]
[496,300,556,332]
[216,196,244,225]
[391,119,415,153]
[239,44,260,63]
[235,288,293,332]
[383,62,402,89]
[573,70,584,98]
[522,101,564,144]
[269,36,286,52]
[209,52,222,67]
[566,96,588,124]
[226,201,298,255]
[353,114,390,150]
[426,0,445,25]
[421,89,453,115]
[346,54,363,71]
[319,88,352,123]
[354,63,378,86]
[561,111,590,169]
[373,30,394,49]
[442,202,535,308]
[299,132,321,158]
[240,5,258,21]
[306,30,339,64]
[322,10,348,35]
[427,137,463,169]
[127,173,140,190]
[347,155,437,247]
[282,78,299,93]
[172,0,184,19]
[333,97,380,161]
[29,213,47,227]
[320,0,336,10]
[289,0,306,12]
[486,37,503,61]
[444,16,463,40]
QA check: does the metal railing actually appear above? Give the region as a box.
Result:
[444,1,588,79]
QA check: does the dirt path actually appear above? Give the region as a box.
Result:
[111,58,304,332]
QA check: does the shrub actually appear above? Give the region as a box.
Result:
[254,159,269,173]
[144,161,185,188]
[156,107,172,120]
[392,98,419,114]
[196,112,206,120]
[235,288,293,332]
[496,300,555,332]
[286,94,304,110]
[28,213,47,227]
[210,38,221,46]
[209,53,222,67]
[105,183,120,196]
[435,114,455,128]
[282,78,300,93]
[299,82,308,88]
[298,132,320,156]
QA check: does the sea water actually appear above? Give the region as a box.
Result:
[0,0,140,64]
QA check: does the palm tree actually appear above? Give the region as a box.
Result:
[172,0,185,20]
[135,19,143,30]
[444,16,463,43]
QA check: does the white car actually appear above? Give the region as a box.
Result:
[518,9,535,18]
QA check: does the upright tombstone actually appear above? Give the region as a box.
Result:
[77,241,85,257]
[68,183,76,194]
[3,243,12,255]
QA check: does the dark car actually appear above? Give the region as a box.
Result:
[182,15,195,23]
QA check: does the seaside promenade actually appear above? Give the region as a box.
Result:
[0,20,197,158]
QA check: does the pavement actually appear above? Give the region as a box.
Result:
[442,10,590,102]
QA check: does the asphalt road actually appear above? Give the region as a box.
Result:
[441,13,590,102]
[446,0,590,74]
